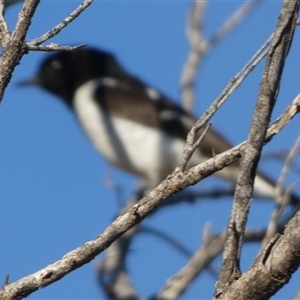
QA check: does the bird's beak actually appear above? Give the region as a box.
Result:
[17,76,40,87]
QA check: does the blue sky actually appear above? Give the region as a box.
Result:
[1,1,300,299]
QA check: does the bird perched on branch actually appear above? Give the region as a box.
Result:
[21,47,295,201]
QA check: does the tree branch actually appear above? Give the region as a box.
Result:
[0,0,93,104]
[262,135,300,248]
[158,228,265,299]
[0,0,39,103]
[216,0,299,295]
[216,209,300,299]
[27,0,93,49]
[178,29,273,173]
[181,0,260,111]
[1,91,299,299]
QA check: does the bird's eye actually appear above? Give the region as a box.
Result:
[51,60,62,71]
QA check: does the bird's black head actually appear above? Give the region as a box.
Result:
[25,47,127,107]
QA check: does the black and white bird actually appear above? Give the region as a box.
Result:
[21,47,292,200]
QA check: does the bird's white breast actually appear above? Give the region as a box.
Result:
[73,80,197,184]
[72,80,279,196]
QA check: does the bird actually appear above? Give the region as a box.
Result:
[20,47,296,201]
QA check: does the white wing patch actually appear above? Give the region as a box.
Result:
[146,87,161,101]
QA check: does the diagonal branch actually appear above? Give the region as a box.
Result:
[181,0,260,111]
[158,228,265,299]
[216,0,299,295]
[177,29,273,173]
[1,92,299,300]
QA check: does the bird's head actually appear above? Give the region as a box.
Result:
[20,47,126,107]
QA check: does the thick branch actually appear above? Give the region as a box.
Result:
[216,0,299,295]
[0,0,39,102]
[217,210,300,300]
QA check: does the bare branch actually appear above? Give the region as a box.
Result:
[0,0,94,106]
[98,230,140,300]
[276,135,300,198]
[180,0,206,112]
[97,195,140,300]
[160,186,283,210]
[27,43,86,52]
[0,0,39,103]
[27,0,93,48]
[177,30,273,173]
[262,135,300,248]
[216,0,299,295]
[178,121,211,172]
[293,289,300,300]
[158,232,225,299]
[161,188,235,207]
[216,209,300,300]
[1,91,299,299]
[158,228,265,299]
[181,0,260,111]
[205,0,259,51]
[1,3,299,297]
[0,0,10,48]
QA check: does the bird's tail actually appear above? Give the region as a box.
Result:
[216,163,300,205]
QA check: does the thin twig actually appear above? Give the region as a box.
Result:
[262,136,300,248]
[178,122,211,172]
[160,186,280,209]
[181,0,260,111]
[177,31,273,173]
[275,135,300,199]
[141,226,193,257]
[181,0,206,112]
[27,0,93,48]
[27,43,86,52]
[158,228,265,299]
[204,0,259,51]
